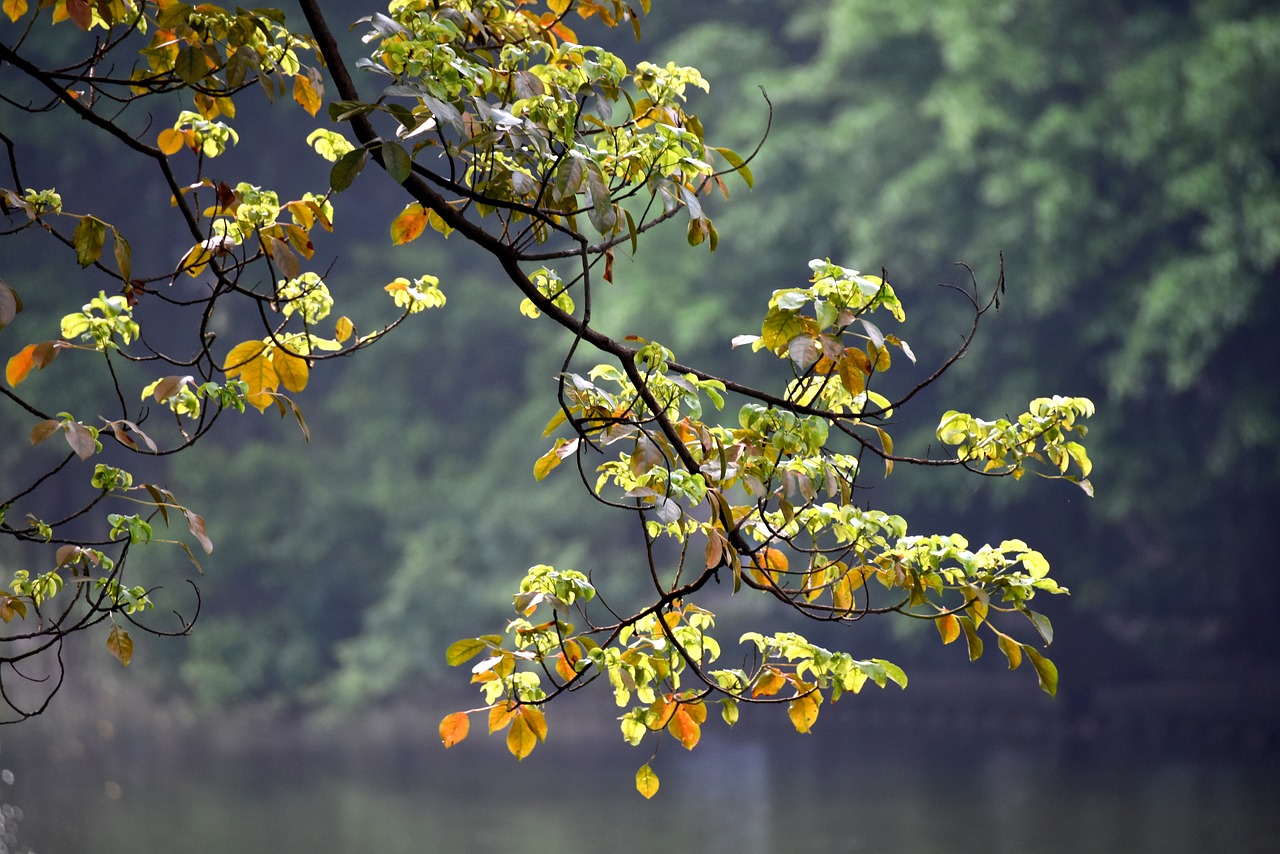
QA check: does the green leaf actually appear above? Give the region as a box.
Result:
[330,148,368,192]
[1026,610,1054,645]
[174,43,210,85]
[1023,646,1059,696]
[711,146,753,188]
[72,216,107,267]
[111,228,132,282]
[381,140,412,184]
[445,637,490,666]
[958,615,984,662]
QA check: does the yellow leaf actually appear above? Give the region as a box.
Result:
[4,0,28,24]
[507,713,538,760]
[439,712,470,748]
[997,633,1023,670]
[518,705,548,742]
[788,689,821,733]
[293,73,322,117]
[271,348,309,393]
[223,340,268,376]
[635,763,660,799]
[936,613,960,645]
[223,344,278,413]
[488,702,517,734]
[334,315,354,343]
[390,203,429,245]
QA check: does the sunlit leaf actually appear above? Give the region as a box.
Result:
[788,689,821,733]
[272,348,309,394]
[506,712,539,760]
[3,0,29,24]
[1023,646,1058,696]
[445,637,489,666]
[439,712,470,748]
[710,146,753,188]
[667,705,701,749]
[334,316,354,343]
[293,73,322,117]
[997,633,1023,670]
[935,613,960,644]
[635,763,659,799]
[751,667,786,698]
[390,203,429,245]
[488,701,517,734]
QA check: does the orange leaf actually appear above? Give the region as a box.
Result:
[6,343,37,386]
[390,203,429,245]
[750,547,788,586]
[439,712,470,748]
[667,706,701,750]
[293,73,322,117]
[936,613,960,645]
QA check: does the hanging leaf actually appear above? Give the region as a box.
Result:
[1023,646,1058,696]
[439,712,470,748]
[788,689,821,733]
[106,624,133,666]
[3,0,30,24]
[72,216,107,267]
[635,764,660,799]
[293,73,322,116]
[183,509,214,554]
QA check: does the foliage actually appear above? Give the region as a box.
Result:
[0,0,1094,792]
[662,0,1279,640]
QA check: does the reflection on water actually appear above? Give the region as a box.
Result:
[2,692,1278,854]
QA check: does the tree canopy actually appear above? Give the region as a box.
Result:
[0,0,1097,795]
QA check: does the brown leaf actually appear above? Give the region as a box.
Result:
[106,624,133,666]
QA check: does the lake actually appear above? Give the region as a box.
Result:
[2,684,1277,854]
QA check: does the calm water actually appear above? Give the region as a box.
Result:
[3,704,1277,854]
